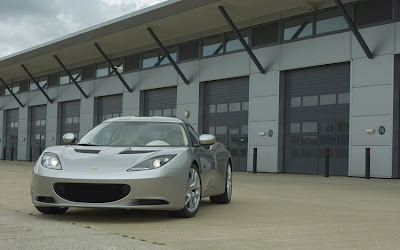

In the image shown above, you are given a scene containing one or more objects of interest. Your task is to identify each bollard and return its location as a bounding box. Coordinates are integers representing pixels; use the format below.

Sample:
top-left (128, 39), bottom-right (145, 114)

top-left (365, 148), bottom-right (371, 179)
top-left (11, 147), bottom-right (14, 161)
top-left (29, 147), bottom-right (33, 162)
top-left (325, 148), bottom-right (330, 178)
top-left (253, 148), bottom-right (258, 174)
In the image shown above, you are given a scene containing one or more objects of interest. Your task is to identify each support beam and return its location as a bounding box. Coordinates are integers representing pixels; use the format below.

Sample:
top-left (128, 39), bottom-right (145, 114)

top-left (54, 55), bottom-right (89, 99)
top-left (0, 76), bottom-right (24, 108)
top-left (334, 0), bottom-right (373, 59)
top-left (147, 27), bottom-right (190, 85)
top-left (21, 65), bottom-right (53, 103)
top-left (94, 43), bottom-right (133, 92)
top-left (218, 6), bottom-right (266, 74)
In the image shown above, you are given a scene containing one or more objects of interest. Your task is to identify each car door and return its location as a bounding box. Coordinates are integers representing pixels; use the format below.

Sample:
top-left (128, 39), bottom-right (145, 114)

top-left (186, 125), bottom-right (218, 197)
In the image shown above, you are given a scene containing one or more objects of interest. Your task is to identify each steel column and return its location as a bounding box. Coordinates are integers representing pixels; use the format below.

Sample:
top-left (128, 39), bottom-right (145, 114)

top-left (21, 65), bottom-right (53, 103)
top-left (94, 43), bottom-right (133, 92)
top-left (334, 0), bottom-right (373, 59)
top-left (218, 6), bottom-right (266, 74)
top-left (0, 76), bottom-right (24, 107)
top-left (147, 28), bottom-right (190, 85)
top-left (54, 55), bottom-right (89, 99)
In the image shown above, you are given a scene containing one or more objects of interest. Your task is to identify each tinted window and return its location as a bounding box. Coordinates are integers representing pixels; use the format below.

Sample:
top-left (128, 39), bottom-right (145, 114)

top-left (354, 0), bottom-right (392, 27)
top-left (225, 30), bottom-right (249, 52)
top-left (316, 8), bottom-right (348, 34)
top-left (48, 73), bottom-right (59, 87)
top-left (0, 86), bottom-right (4, 96)
top-left (71, 69), bottom-right (82, 82)
top-left (82, 65), bottom-right (95, 80)
top-left (142, 51), bottom-right (159, 68)
top-left (179, 41), bottom-right (199, 61)
top-left (252, 23), bottom-right (279, 47)
top-left (20, 79), bottom-right (29, 92)
top-left (96, 62), bottom-right (109, 78)
top-left (202, 36), bottom-right (224, 57)
top-left (187, 125), bottom-right (200, 146)
top-left (125, 54), bottom-right (140, 72)
top-left (284, 15), bottom-right (313, 41)
top-left (59, 72), bottom-right (70, 85)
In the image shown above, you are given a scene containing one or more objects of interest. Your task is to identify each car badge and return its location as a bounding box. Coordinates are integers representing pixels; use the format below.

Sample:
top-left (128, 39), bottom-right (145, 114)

top-left (90, 167), bottom-right (97, 171)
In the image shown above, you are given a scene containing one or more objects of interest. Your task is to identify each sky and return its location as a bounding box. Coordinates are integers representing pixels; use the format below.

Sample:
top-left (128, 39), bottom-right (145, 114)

top-left (0, 0), bottom-right (167, 58)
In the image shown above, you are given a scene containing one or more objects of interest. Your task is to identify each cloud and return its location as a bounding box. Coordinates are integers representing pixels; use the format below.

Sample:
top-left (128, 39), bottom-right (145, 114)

top-left (0, 0), bottom-right (166, 58)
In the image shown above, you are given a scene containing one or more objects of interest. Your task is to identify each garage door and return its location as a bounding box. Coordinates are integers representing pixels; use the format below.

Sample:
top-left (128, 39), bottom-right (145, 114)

top-left (29, 105), bottom-right (46, 161)
top-left (284, 63), bottom-right (350, 176)
top-left (143, 87), bottom-right (177, 117)
top-left (5, 109), bottom-right (19, 160)
top-left (60, 100), bottom-right (80, 144)
top-left (95, 94), bottom-right (122, 125)
top-left (203, 77), bottom-right (249, 171)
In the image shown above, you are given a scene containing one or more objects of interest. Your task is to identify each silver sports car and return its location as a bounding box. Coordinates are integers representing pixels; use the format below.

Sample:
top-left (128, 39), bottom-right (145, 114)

top-left (31, 116), bottom-right (232, 218)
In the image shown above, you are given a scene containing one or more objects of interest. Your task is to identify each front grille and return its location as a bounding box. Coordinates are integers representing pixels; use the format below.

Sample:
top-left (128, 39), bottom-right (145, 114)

top-left (54, 183), bottom-right (130, 203)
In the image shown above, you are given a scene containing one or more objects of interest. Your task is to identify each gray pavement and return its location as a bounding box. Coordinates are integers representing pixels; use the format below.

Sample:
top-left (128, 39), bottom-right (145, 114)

top-left (1, 161), bottom-right (400, 249)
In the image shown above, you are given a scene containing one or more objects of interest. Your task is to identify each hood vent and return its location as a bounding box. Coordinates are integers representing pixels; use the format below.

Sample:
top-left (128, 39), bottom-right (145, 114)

top-left (74, 149), bottom-right (101, 154)
top-left (119, 150), bottom-right (155, 155)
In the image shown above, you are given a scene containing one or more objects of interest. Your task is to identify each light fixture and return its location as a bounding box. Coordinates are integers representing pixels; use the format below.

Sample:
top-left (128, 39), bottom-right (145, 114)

top-left (184, 111), bottom-right (190, 118)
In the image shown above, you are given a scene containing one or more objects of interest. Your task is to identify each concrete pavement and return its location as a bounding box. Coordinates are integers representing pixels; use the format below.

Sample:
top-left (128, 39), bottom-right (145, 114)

top-left (1, 161), bottom-right (400, 249)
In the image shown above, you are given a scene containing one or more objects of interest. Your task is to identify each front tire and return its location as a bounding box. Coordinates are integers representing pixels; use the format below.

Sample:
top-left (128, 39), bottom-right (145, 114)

top-left (35, 206), bottom-right (69, 215)
top-left (210, 162), bottom-right (232, 204)
top-left (169, 165), bottom-right (202, 218)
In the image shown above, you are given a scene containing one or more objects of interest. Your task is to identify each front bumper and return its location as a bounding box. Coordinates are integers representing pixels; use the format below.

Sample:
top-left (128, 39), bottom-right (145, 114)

top-left (31, 165), bottom-right (188, 211)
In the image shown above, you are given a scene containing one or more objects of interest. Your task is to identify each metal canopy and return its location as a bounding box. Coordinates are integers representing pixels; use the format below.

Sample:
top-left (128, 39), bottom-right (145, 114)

top-left (54, 55), bottom-right (89, 99)
top-left (21, 65), bottom-right (53, 103)
top-left (94, 43), bottom-right (133, 92)
top-left (334, 0), bottom-right (373, 59)
top-left (0, 76), bottom-right (24, 108)
top-left (147, 27), bottom-right (189, 85)
top-left (218, 6), bottom-right (266, 74)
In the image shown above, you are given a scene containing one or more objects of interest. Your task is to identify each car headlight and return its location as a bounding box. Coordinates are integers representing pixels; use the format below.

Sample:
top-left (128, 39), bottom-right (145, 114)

top-left (41, 153), bottom-right (62, 170)
top-left (127, 154), bottom-right (177, 171)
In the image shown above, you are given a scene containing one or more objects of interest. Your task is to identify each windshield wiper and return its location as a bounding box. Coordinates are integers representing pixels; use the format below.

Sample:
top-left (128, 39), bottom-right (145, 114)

top-left (76, 143), bottom-right (97, 146)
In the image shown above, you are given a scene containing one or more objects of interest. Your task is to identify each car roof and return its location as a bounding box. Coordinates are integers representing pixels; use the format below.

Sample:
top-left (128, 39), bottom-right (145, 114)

top-left (103, 116), bottom-right (185, 124)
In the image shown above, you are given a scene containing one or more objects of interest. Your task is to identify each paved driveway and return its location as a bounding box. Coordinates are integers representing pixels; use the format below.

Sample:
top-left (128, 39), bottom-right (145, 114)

top-left (1, 161), bottom-right (400, 249)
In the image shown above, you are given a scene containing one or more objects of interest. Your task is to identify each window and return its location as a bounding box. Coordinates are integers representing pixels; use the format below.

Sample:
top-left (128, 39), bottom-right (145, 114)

top-left (59, 72), bottom-right (70, 85)
top-left (71, 69), bottom-right (82, 82)
top-left (82, 65), bottom-right (95, 80)
top-left (284, 15), bottom-right (313, 41)
top-left (160, 47), bottom-right (177, 65)
top-left (316, 8), bottom-right (348, 34)
top-left (142, 50), bottom-right (159, 68)
top-left (11, 82), bottom-right (20, 94)
top-left (354, 0), bottom-right (392, 27)
top-left (291, 97), bottom-right (301, 107)
top-left (302, 96), bottom-right (318, 106)
top-left (4, 84), bottom-right (11, 95)
top-left (125, 54), bottom-right (140, 72)
top-left (20, 80), bottom-right (29, 92)
top-left (30, 77), bottom-right (48, 90)
top-left (202, 36), bottom-right (224, 57)
top-left (338, 93), bottom-right (350, 104)
top-left (320, 94), bottom-right (336, 105)
top-left (225, 30), bottom-right (249, 52)
top-left (302, 122), bottom-right (318, 133)
top-left (0, 86), bottom-right (4, 96)
top-left (187, 125), bottom-right (200, 146)
top-left (252, 23), bottom-right (279, 47)
top-left (110, 59), bottom-right (124, 74)
top-left (179, 41), bottom-right (199, 61)
top-left (48, 73), bottom-right (59, 87)
top-left (96, 62), bottom-right (109, 78)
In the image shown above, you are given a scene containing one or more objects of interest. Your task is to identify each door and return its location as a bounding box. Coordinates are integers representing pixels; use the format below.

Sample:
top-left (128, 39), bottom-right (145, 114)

top-left (143, 87), bottom-right (177, 117)
top-left (203, 77), bottom-right (249, 171)
top-left (30, 105), bottom-right (46, 161)
top-left (5, 109), bottom-right (19, 160)
top-left (60, 100), bottom-right (80, 144)
top-left (95, 94), bottom-right (122, 125)
top-left (284, 63), bottom-right (350, 176)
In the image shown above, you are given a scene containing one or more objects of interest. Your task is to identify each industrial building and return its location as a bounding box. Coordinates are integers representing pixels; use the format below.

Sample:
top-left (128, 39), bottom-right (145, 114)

top-left (0, 0), bottom-right (398, 178)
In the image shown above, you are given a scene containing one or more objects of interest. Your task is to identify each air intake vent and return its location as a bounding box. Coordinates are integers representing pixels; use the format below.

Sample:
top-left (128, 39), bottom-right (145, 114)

top-left (74, 149), bottom-right (101, 154)
top-left (119, 150), bottom-right (154, 155)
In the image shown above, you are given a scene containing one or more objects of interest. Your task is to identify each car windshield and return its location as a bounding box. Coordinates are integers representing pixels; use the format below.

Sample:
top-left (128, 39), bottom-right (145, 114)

top-left (78, 122), bottom-right (189, 147)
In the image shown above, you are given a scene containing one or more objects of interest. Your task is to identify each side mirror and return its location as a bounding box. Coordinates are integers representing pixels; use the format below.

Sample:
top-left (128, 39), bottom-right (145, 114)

top-left (62, 133), bottom-right (77, 145)
top-left (199, 134), bottom-right (216, 146)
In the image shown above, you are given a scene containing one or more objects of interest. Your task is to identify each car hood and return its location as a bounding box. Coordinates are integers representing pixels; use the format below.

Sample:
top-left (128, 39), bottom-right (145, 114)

top-left (43, 145), bottom-right (188, 172)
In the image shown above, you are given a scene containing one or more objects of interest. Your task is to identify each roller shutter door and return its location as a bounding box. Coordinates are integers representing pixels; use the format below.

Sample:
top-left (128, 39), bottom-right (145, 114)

top-left (96, 94), bottom-right (123, 124)
top-left (284, 63), bottom-right (350, 176)
top-left (5, 109), bottom-right (19, 160)
top-left (144, 87), bottom-right (177, 117)
top-left (30, 105), bottom-right (46, 160)
top-left (60, 100), bottom-right (80, 144)
top-left (203, 77), bottom-right (249, 171)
